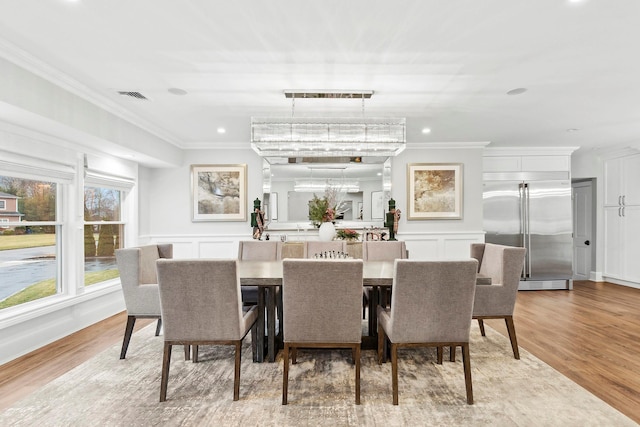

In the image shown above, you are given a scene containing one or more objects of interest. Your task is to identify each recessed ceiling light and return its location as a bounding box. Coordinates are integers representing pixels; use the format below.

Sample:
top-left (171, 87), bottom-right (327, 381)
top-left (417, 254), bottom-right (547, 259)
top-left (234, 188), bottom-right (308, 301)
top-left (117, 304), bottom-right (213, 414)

top-left (168, 88), bottom-right (188, 96)
top-left (422, 128), bottom-right (431, 134)
top-left (217, 127), bottom-right (226, 134)
top-left (566, 128), bottom-right (580, 132)
top-left (507, 88), bottom-right (527, 96)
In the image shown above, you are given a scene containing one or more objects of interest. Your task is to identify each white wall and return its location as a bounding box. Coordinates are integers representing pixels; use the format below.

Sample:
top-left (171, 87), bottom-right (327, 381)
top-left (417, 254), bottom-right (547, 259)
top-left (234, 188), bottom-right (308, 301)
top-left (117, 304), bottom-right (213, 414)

top-left (141, 144), bottom-right (486, 261)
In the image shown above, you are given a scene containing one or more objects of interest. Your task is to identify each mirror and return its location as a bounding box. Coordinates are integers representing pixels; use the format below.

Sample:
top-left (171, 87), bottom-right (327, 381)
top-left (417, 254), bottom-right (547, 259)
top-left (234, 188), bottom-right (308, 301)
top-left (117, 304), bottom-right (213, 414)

top-left (262, 157), bottom-right (391, 230)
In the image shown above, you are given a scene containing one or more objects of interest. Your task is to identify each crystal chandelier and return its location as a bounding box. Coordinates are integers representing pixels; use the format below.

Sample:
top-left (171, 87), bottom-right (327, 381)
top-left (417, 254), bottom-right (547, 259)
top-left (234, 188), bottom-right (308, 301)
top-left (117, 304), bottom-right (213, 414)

top-left (250, 91), bottom-right (406, 157)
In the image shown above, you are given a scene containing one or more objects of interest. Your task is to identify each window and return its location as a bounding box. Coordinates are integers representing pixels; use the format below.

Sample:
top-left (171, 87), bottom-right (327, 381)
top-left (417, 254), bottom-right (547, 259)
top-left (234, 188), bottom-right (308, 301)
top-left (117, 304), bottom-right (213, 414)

top-left (0, 176), bottom-right (59, 310)
top-left (84, 186), bottom-right (123, 286)
top-left (0, 200), bottom-right (6, 209)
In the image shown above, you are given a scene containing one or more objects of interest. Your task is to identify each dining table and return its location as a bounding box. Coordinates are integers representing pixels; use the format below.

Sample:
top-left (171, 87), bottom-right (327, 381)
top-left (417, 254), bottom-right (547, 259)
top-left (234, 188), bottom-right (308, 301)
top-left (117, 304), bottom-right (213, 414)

top-left (238, 259), bottom-right (490, 363)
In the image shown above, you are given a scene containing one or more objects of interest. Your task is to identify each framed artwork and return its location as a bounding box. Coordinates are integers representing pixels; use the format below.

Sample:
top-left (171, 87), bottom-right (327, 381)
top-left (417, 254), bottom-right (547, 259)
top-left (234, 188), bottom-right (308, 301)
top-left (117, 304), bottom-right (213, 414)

top-left (371, 190), bottom-right (384, 220)
top-left (407, 163), bottom-right (463, 220)
top-left (191, 164), bottom-right (247, 221)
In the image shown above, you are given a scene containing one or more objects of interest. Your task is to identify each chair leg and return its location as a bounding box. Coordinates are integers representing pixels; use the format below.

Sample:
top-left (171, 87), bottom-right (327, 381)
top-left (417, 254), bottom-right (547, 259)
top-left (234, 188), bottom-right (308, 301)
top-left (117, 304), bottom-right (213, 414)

top-left (292, 348), bottom-right (297, 364)
top-left (282, 344), bottom-right (290, 405)
top-left (462, 343), bottom-right (474, 405)
top-left (505, 316), bottom-right (520, 359)
top-left (193, 345), bottom-right (199, 363)
top-left (478, 318), bottom-right (486, 336)
top-left (354, 344), bottom-right (361, 405)
top-left (437, 346), bottom-right (443, 364)
top-left (160, 342), bottom-right (172, 402)
top-left (155, 318), bottom-right (162, 336)
top-left (233, 341), bottom-right (241, 401)
top-left (391, 343), bottom-right (399, 405)
top-left (377, 323), bottom-right (385, 364)
top-left (450, 346), bottom-right (456, 362)
top-left (184, 345), bottom-right (191, 361)
top-left (251, 320), bottom-right (258, 362)
top-left (120, 315), bottom-right (136, 359)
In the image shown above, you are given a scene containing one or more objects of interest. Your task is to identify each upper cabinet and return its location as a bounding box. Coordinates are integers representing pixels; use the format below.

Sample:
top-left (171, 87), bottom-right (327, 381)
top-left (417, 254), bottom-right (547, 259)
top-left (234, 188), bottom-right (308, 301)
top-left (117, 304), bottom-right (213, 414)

top-left (604, 154), bottom-right (640, 207)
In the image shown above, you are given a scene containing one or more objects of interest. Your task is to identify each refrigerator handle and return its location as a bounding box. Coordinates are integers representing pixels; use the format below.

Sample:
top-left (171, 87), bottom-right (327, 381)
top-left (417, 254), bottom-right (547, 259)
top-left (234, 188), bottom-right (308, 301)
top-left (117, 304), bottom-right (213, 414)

top-left (522, 183), bottom-right (531, 277)
top-left (622, 195), bottom-right (626, 206)
top-left (619, 195), bottom-right (622, 206)
top-left (619, 207), bottom-right (622, 217)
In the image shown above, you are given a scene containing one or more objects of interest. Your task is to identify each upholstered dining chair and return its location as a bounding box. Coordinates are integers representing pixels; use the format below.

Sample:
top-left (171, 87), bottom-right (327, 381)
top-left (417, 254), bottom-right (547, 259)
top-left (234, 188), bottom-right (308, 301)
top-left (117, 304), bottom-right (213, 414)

top-left (377, 259), bottom-right (478, 405)
top-left (362, 240), bottom-right (407, 261)
top-left (362, 240), bottom-right (407, 318)
top-left (115, 243), bottom-right (173, 359)
top-left (281, 259), bottom-right (364, 405)
top-left (304, 240), bottom-right (347, 258)
top-left (237, 240), bottom-right (280, 303)
top-left (470, 242), bottom-right (526, 359)
top-left (155, 259), bottom-right (258, 402)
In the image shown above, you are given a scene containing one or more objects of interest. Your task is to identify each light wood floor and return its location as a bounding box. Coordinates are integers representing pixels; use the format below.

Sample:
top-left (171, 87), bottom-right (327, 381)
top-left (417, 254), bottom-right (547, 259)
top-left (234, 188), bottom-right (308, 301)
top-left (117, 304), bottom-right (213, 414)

top-left (1, 281), bottom-right (639, 423)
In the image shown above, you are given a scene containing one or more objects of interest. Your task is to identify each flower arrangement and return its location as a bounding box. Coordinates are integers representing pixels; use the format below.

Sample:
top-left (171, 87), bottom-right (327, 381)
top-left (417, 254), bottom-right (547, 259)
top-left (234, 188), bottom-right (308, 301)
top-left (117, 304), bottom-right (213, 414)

top-left (308, 185), bottom-right (345, 227)
top-left (336, 228), bottom-right (360, 241)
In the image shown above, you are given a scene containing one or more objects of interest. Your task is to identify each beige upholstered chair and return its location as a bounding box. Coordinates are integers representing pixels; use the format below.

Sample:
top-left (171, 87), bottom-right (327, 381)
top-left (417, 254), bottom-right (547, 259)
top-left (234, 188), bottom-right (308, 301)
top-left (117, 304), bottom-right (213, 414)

top-left (362, 240), bottom-right (407, 261)
top-left (115, 244), bottom-right (173, 359)
top-left (237, 240), bottom-right (280, 302)
top-left (281, 259), bottom-right (364, 405)
top-left (156, 259), bottom-right (258, 402)
top-left (362, 240), bottom-right (407, 317)
top-left (304, 241), bottom-right (347, 258)
top-left (238, 240), bottom-right (282, 360)
top-left (377, 259), bottom-right (478, 405)
top-left (470, 243), bottom-right (526, 359)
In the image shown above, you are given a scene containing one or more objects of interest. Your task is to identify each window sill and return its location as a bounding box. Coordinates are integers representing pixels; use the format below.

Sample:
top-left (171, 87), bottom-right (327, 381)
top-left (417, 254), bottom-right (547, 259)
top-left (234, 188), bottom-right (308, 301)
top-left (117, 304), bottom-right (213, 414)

top-left (0, 281), bottom-right (122, 329)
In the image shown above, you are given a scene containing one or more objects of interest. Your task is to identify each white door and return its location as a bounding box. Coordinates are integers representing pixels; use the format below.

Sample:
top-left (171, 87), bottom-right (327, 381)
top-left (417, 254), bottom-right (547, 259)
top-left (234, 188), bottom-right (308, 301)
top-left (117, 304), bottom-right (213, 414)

top-left (572, 181), bottom-right (593, 280)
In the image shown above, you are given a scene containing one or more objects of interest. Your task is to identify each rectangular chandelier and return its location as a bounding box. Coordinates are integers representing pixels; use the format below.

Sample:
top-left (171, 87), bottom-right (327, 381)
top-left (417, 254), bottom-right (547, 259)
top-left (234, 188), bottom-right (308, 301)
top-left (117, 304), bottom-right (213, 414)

top-left (250, 117), bottom-right (406, 157)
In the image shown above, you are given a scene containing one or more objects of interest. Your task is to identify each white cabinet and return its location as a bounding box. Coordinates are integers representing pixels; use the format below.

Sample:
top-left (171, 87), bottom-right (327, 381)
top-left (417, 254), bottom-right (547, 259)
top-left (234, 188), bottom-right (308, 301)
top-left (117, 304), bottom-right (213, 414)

top-left (603, 154), bottom-right (640, 283)
top-left (604, 154), bottom-right (640, 206)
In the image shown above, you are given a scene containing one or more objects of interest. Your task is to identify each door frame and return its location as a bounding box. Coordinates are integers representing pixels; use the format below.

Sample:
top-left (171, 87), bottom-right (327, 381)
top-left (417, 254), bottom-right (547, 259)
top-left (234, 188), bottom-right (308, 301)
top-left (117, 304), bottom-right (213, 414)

top-left (572, 178), bottom-right (596, 281)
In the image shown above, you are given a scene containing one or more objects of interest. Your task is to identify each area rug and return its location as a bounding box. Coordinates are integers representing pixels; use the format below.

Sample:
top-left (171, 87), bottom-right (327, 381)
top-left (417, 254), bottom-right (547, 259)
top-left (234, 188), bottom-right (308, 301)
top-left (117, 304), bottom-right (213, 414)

top-left (0, 323), bottom-right (635, 427)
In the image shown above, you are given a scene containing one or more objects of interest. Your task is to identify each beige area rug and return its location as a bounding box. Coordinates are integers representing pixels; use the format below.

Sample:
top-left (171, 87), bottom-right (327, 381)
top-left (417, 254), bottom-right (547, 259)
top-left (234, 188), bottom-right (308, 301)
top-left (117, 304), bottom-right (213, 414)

top-left (1, 323), bottom-right (636, 427)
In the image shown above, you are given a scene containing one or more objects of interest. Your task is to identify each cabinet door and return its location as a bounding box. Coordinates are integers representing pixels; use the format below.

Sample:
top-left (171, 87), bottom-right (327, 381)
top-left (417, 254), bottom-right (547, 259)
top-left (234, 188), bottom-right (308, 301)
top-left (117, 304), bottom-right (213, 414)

top-left (622, 206), bottom-right (640, 282)
top-left (622, 155), bottom-right (640, 205)
top-left (604, 157), bottom-right (623, 206)
top-left (603, 206), bottom-right (623, 278)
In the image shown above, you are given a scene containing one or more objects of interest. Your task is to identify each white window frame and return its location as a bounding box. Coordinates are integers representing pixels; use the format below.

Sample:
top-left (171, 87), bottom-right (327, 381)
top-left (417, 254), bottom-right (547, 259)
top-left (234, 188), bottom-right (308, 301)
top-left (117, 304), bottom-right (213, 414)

top-left (82, 172), bottom-right (133, 290)
top-left (0, 200), bottom-right (6, 209)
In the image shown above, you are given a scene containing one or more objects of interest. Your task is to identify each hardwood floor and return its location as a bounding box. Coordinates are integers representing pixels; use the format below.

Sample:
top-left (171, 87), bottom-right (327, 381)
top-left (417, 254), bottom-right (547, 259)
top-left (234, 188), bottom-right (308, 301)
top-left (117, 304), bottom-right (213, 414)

top-left (1, 281), bottom-right (639, 423)
top-left (485, 280), bottom-right (640, 424)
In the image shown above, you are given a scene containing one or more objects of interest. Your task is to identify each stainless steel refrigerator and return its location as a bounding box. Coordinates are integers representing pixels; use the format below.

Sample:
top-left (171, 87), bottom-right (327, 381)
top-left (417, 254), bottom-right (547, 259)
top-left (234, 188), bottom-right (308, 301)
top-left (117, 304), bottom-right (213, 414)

top-left (483, 173), bottom-right (573, 290)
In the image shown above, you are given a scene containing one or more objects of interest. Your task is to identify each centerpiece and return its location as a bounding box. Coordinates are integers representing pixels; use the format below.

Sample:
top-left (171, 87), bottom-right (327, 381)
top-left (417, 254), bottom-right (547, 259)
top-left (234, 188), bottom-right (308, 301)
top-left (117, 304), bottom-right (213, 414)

top-left (336, 228), bottom-right (360, 241)
top-left (308, 185), bottom-right (345, 241)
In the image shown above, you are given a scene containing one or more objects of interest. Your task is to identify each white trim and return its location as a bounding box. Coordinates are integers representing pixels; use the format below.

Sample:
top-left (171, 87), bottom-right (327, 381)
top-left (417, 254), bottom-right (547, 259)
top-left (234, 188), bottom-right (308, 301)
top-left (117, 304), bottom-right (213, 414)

top-left (407, 142), bottom-right (490, 149)
top-left (484, 147), bottom-right (579, 156)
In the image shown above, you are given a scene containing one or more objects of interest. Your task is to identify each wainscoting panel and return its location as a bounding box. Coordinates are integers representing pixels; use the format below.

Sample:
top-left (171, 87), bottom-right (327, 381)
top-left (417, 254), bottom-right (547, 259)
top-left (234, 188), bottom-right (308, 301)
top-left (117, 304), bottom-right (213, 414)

top-left (143, 232), bottom-right (486, 260)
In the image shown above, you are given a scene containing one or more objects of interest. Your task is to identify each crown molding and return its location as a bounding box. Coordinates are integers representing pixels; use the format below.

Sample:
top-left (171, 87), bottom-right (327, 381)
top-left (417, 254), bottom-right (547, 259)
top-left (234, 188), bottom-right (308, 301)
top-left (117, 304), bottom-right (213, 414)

top-left (483, 146), bottom-right (579, 156)
top-left (0, 37), bottom-right (185, 148)
top-left (406, 141), bottom-right (490, 149)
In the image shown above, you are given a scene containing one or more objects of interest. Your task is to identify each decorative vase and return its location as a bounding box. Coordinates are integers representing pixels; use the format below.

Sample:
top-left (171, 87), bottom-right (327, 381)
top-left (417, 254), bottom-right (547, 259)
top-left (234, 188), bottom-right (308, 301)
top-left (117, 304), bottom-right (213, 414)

top-left (318, 221), bottom-right (336, 241)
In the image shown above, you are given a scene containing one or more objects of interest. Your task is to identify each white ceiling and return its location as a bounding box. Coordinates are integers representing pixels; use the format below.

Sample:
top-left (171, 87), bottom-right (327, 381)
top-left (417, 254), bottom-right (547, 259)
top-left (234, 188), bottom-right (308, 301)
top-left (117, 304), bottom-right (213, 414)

top-left (1, 0), bottom-right (640, 158)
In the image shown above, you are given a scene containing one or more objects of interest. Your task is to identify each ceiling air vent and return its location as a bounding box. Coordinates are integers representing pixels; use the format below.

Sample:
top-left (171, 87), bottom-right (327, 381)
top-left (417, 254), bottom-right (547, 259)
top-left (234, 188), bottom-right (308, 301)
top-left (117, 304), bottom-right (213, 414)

top-left (117, 91), bottom-right (149, 100)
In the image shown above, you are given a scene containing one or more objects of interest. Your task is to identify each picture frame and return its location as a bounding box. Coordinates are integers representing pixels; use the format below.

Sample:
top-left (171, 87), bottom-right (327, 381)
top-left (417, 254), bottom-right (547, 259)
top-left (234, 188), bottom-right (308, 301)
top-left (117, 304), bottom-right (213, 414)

top-left (407, 163), bottom-right (463, 220)
top-left (371, 190), bottom-right (384, 220)
top-left (191, 164), bottom-right (247, 222)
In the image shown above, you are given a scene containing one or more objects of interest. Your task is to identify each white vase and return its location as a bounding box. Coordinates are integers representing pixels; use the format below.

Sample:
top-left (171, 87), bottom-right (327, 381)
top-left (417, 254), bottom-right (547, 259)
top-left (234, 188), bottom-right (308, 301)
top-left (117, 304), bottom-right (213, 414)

top-left (318, 222), bottom-right (336, 241)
